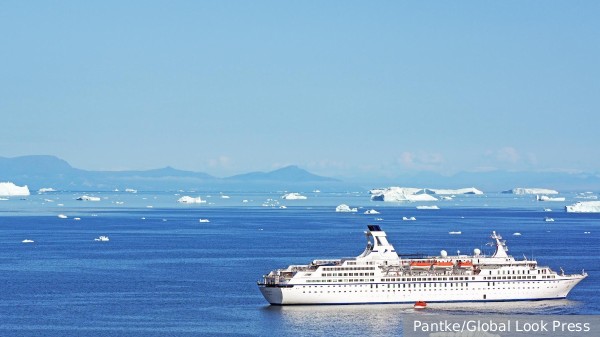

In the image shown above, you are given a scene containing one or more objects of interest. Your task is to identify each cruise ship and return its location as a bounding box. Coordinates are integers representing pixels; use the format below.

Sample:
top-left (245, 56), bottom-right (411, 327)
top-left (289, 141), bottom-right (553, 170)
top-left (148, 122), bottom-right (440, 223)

top-left (258, 225), bottom-right (587, 305)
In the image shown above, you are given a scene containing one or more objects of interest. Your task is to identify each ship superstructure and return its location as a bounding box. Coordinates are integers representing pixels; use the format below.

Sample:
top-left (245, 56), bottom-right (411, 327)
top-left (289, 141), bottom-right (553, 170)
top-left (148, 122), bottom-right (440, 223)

top-left (258, 225), bottom-right (587, 305)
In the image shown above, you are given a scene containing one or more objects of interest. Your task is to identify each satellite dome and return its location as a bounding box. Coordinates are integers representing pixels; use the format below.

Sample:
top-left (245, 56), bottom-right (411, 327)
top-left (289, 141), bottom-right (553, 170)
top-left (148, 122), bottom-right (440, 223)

top-left (474, 248), bottom-right (481, 256)
top-left (440, 250), bottom-right (448, 258)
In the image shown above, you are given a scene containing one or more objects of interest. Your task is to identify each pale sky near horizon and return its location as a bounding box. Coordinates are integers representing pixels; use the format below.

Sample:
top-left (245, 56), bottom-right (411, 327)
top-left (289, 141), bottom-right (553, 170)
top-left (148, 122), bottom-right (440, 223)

top-left (2, 1), bottom-right (599, 179)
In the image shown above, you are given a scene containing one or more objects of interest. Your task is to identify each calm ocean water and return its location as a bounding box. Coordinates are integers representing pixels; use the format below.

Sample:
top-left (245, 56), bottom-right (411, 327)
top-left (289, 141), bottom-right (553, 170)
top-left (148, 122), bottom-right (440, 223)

top-left (0, 191), bottom-right (598, 336)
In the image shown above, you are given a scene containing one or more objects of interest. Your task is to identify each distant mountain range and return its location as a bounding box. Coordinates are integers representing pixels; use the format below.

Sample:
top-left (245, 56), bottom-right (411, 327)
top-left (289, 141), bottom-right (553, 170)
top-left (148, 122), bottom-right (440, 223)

top-left (1, 155), bottom-right (599, 192)
top-left (0, 155), bottom-right (339, 191)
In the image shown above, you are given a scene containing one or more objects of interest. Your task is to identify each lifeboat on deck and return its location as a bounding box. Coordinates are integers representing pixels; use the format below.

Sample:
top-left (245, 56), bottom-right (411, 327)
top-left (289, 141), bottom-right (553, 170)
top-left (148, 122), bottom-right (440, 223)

top-left (409, 261), bottom-right (432, 270)
top-left (433, 261), bottom-right (454, 270)
top-left (458, 261), bottom-right (474, 270)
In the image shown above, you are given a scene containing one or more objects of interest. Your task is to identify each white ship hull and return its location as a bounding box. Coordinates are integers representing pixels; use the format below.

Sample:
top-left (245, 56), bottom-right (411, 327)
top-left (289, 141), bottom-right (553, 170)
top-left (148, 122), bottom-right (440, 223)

top-left (258, 225), bottom-right (588, 306)
top-left (260, 275), bottom-right (584, 305)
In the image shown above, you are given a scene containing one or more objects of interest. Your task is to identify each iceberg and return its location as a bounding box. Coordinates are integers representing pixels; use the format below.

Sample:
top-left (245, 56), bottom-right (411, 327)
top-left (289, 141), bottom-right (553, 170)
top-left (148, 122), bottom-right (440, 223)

top-left (178, 196), bottom-right (206, 204)
top-left (369, 187), bottom-right (437, 202)
top-left (76, 195), bottom-right (101, 201)
top-left (281, 193), bottom-right (307, 200)
top-left (335, 204), bottom-right (358, 213)
top-left (536, 195), bottom-right (565, 202)
top-left (503, 188), bottom-right (559, 195)
top-left (364, 209), bottom-right (380, 214)
top-left (37, 187), bottom-right (56, 193)
top-left (566, 201), bottom-right (600, 213)
top-left (402, 216), bottom-right (416, 221)
top-left (425, 187), bottom-right (483, 195)
top-left (416, 205), bottom-right (439, 210)
top-left (0, 182), bottom-right (30, 197)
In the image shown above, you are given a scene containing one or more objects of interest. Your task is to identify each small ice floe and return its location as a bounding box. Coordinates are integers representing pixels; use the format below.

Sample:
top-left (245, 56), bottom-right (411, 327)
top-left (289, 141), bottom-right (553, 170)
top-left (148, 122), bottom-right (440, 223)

top-left (114, 201), bottom-right (124, 205)
top-left (417, 205), bottom-right (440, 210)
top-left (146, 205), bottom-right (153, 208)
top-left (536, 195), bottom-right (565, 202)
top-left (94, 236), bottom-right (109, 242)
top-left (584, 231), bottom-right (591, 234)
top-left (125, 188), bottom-right (137, 193)
top-left (177, 196), bottom-right (205, 204)
top-left (402, 216), bottom-right (416, 221)
top-left (0, 198), bottom-right (8, 201)
top-left (242, 199), bottom-right (249, 203)
top-left (513, 232), bottom-right (522, 236)
top-left (141, 217), bottom-right (146, 220)
top-left (76, 195), bottom-right (101, 201)
top-left (544, 217), bottom-right (555, 222)
top-left (544, 208), bottom-right (553, 212)
top-left (221, 195), bottom-right (230, 199)
top-left (199, 219), bottom-right (210, 223)
top-left (281, 192), bottom-right (307, 200)
top-left (58, 214), bottom-right (68, 219)
top-left (74, 217), bottom-right (81, 221)
top-left (22, 239), bottom-right (35, 243)
top-left (313, 189), bottom-right (321, 193)
top-left (449, 231), bottom-right (462, 235)
top-left (335, 204), bottom-right (358, 213)
top-left (279, 205), bottom-right (287, 209)
top-left (364, 209), bottom-right (380, 215)
top-left (375, 218), bottom-right (384, 221)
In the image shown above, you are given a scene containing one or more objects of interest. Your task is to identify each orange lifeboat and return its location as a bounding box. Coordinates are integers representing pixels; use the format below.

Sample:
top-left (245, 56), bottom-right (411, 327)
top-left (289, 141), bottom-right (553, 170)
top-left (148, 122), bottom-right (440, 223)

top-left (458, 261), bottom-right (474, 269)
top-left (433, 261), bottom-right (454, 269)
top-left (414, 301), bottom-right (427, 309)
top-left (409, 261), bottom-right (432, 270)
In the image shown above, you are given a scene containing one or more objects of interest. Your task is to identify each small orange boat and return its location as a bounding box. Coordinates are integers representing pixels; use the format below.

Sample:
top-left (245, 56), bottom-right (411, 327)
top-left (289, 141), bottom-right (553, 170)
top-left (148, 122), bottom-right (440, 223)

top-left (458, 261), bottom-right (474, 269)
top-left (409, 261), bottom-right (432, 269)
top-left (433, 261), bottom-right (454, 269)
top-left (414, 301), bottom-right (427, 309)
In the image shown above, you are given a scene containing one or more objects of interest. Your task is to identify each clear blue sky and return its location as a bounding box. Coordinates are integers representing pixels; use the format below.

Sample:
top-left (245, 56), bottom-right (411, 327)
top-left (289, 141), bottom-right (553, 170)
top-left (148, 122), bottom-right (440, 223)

top-left (2, 1), bottom-right (599, 179)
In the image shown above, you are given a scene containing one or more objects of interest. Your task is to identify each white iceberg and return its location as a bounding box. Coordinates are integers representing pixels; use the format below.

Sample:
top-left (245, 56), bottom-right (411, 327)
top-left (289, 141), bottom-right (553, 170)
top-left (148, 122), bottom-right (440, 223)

top-left (504, 188), bottom-right (559, 195)
top-left (364, 209), bottom-right (380, 214)
top-left (425, 187), bottom-right (483, 195)
top-left (58, 214), bottom-right (68, 219)
top-left (94, 236), bottom-right (110, 242)
top-left (416, 205), bottom-right (440, 210)
top-left (0, 182), bottom-right (30, 197)
top-left (38, 187), bottom-right (56, 193)
top-left (76, 195), bottom-right (101, 201)
top-left (177, 196), bottom-right (206, 204)
top-left (566, 201), bottom-right (600, 213)
top-left (281, 193), bottom-right (307, 200)
top-left (369, 187), bottom-right (437, 202)
top-left (402, 216), bottom-right (416, 221)
top-left (125, 188), bottom-right (137, 193)
top-left (335, 204), bottom-right (358, 213)
top-left (536, 195), bottom-right (565, 202)
top-left (199, 219), bottom-right (210, 223)
top-left (22, 239), bottom-right (35, 243)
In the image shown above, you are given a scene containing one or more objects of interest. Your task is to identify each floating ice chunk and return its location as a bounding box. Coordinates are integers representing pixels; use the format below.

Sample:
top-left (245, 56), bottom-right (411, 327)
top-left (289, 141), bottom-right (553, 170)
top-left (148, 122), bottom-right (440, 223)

top-left (513, 232), bottom-right (522, 236)
top-left (76, 195), bottom-right (101, 201)
top-left (335, 204), bottom-right (358, 212)
top-left (544, 208), bottom-right (552, 212)
top-left (221, 195), bottom-right (230, 199)
top-left (94, 236), bottom-right (109, 242)
top-left (58, 214), bottom-right (68, 219)
top-left (37, 187), bottom-right (56, 193)
top-left (417, 205), bottom-right (439, 210)
top-left (504, 188), bottom-right (559, 195)
top-left (566, 201), bottom-right (600, 213)
top-left (125, 188), bottom-right (137, 193)
top-left (369, 187), bottom-right (437, 202)
top-left (402, 216), bottom-right (416, 221)
top-left (199, 219), bottom-right (210, 223)
top-left (537, 195), bottom-right (565, 202)
top-left (449, 231), bottom-right (462, 235)
top-left (22, 239), bottom-right (34, 243)
top-left (0, 182), bottom-right (30, 197)
top-left (177, 196), bottom-right (206, 204)
top-left (425, 188), bottom-right (483, 195)
top-left (74, 217), bottom-right (81, 221)
top-left (281, 193), bottom-right (307, 200)
top-left (364, 209), bottom-right (380, 214)
top-left (544, 217), bottom-right (555, 222)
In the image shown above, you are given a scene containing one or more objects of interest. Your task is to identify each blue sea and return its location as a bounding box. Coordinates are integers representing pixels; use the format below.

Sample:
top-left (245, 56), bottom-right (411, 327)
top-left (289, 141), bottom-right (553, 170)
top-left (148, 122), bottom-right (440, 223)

top-left (0, 191), bottom-right (598, 336)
